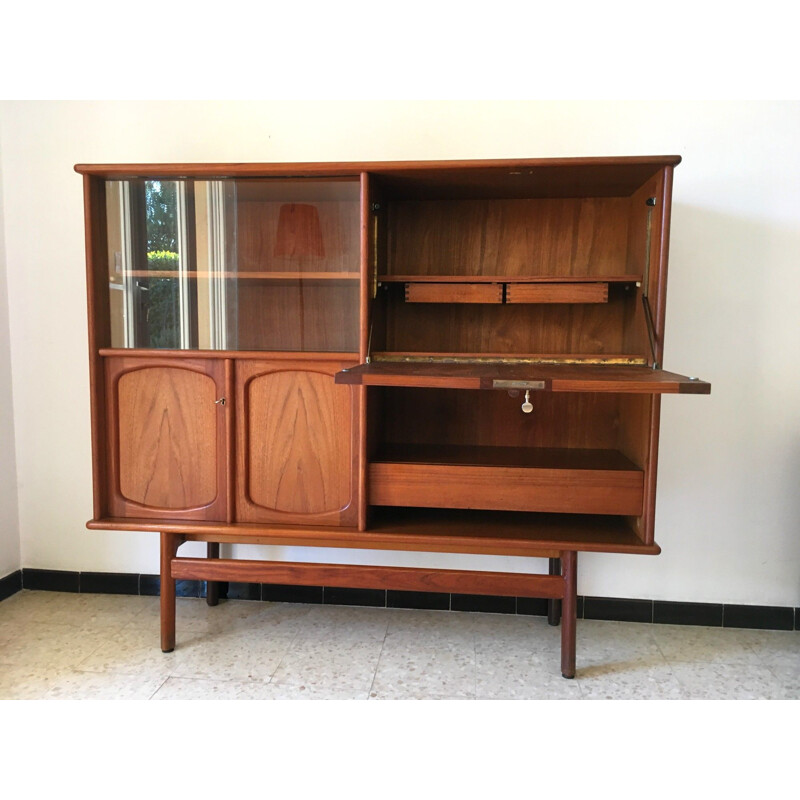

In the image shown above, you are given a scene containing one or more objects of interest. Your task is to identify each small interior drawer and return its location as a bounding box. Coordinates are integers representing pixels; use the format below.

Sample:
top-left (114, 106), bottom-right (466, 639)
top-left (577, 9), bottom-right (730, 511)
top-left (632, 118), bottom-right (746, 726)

top-left (505, 282), bottom-right (608, 304)
top-left (405, 282), bottom-right (503, 304)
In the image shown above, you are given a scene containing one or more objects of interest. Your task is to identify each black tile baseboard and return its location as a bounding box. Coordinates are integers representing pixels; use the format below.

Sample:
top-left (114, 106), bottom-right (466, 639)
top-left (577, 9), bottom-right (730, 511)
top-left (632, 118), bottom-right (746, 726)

top-left (261, 583), bottom-right (323, 604)
top-left (0, 570), bottom-right (22, 602)
top-left (4, 568), bottom-right (798, 632)
top-left (516, 597), bottom-right (549, 617)
top-left (323, 587), bottom-right (386, 607)
top-left (221, 581), bottom-right (261, 602)
top-left (723, 604), bottom-right (794, 631)
top-left (653, 600), bottom-right (723, 627)
top-left (387, 589), bottom-right (450, 611)
top-left (583, 596), bottom-right (653, 623)
top-left (22, 569), bottom-right (80, 593)
top-left (81, 571), bottom-right (139, 595)
top-left (451, 593), bottom-right (516, 615)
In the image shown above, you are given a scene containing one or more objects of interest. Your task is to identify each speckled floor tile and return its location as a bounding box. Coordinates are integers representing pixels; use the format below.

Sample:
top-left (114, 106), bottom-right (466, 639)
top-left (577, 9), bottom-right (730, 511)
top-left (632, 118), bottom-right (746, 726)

top-left (77, 624), bottom-right (297, 683)
top-left (765, 665), bottom-right (800, 699)
top-left (1, 591), bottom-right (795, 700)
top-left (271, 636), bottom-right (384, 692)
top-left (370, 639), bottom-right (476, 699)
top-left (669, 662), bottom-right (791, 699)
top-left (576, 661), bottom-right (685, 699)
top-left (652, 624), bottom-right (764, 665)
top-left (385, 608), bottom-right (476, 645)
top-left (472, 614), bottom-right (562, 650)
top-left (299, 604), bottom-right (393, 640)
top-left (43, 670), bottom-right (167, 700)
top-left (735, 629), bottom-right (800, 670)
top-left (128, 597), bottom-right (294, 634)
top-left (0, 590), bottom-right (154, 628)
top-left (168, 630), bottom-right (298, 682)
top-left (0, 622), bottom-right (110, 669)
top-left (152, 676), bottom-right (368, 700)
top-left (0, 663), bottom-right (70, 700)
top-left (573, 620), bottom-right (664, 671)
top-left (75, 627), bottom-right (180, 678)
top-left (475, 644), bottom-right (580, 699)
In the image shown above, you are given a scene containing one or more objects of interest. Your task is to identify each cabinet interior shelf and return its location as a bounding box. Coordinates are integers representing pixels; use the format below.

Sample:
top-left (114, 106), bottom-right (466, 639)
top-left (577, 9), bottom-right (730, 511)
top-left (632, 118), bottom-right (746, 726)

top-left (121, 270), bottom-right (359, 281)
top-left (87, 510), bottom-right (661, 557)
top-left (378, 274), bottom-right (641, 284)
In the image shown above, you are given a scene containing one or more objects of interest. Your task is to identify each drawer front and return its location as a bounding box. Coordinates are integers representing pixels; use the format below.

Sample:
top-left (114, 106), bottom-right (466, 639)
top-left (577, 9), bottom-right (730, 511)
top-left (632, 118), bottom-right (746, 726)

top-left (369, 462), bottom-right (643, 516)
top-left (404, 282), bottom-right (503, 304)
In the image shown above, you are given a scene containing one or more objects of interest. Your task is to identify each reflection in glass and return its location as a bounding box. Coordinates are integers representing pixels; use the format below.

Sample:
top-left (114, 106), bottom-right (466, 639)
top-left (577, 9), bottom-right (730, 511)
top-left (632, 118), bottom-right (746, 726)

top-left (106, 178), bottom-right (360, 352)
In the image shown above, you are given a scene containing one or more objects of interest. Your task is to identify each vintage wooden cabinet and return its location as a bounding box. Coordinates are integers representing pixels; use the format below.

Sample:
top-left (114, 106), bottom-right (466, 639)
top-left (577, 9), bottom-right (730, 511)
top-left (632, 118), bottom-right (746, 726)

top-left (77, 157), bottom-right (710, 677)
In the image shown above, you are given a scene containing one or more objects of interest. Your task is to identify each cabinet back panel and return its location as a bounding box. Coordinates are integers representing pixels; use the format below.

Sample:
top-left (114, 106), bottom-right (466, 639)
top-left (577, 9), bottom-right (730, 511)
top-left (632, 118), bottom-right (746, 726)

top-left (384, 287), bottom-right (634, 355)
top-left (377, 388), bottom-right (626, 452)
top-left (388, 198), bottom-right (631, 277)
top-left (234, 283), bottom-right (359, 352)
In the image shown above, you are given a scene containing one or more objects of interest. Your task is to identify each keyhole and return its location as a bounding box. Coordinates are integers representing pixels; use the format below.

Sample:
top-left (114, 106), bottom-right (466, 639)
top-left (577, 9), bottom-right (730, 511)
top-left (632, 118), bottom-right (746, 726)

top-left (521, 390), bottom-right (533, 414)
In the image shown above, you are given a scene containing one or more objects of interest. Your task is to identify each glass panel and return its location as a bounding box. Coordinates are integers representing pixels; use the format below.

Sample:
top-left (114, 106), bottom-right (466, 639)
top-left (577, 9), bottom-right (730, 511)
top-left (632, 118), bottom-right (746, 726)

top-left (106, 178), bottom-right (360, 352)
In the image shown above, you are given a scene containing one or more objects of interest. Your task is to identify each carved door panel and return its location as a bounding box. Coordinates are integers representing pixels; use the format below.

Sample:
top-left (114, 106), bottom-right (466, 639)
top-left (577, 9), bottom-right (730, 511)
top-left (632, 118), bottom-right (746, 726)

top-left (236, 360), bottom-right (357, 526)
top-left (105, 357), bottom-right (229, 520)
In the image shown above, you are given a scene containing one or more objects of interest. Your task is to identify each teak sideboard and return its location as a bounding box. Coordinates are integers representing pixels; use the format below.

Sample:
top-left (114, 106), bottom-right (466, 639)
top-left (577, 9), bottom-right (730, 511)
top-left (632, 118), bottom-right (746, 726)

top-left (76, 157), bottom-right (710, 678)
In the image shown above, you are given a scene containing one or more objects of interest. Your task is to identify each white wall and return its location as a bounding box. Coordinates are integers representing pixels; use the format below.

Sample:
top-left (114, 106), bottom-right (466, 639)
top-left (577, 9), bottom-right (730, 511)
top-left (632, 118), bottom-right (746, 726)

top-left (1, 101), bottom-right (798, 606)
top-left (0, 132), bottom-right (21, 578)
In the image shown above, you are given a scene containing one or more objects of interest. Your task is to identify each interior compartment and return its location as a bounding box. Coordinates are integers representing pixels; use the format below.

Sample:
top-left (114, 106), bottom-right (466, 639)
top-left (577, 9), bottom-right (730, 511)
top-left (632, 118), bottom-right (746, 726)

top-left (367, 387), bottom-right (652, 516)
top-left (367, 180), bottom-right (661, 362)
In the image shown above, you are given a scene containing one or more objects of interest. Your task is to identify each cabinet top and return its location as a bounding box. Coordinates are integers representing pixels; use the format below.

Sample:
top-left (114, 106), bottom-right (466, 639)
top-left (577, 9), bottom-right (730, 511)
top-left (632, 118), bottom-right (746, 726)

top-left (76, 155), bottom-right (681, 199)
top-left (75, 155), bottom-right (681, 177)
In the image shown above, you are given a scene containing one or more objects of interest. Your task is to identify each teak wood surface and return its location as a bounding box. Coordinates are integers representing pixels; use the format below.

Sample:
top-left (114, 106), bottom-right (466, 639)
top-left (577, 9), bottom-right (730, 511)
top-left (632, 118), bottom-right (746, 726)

top-left (104, 357), bottom-right (229, 521)
top-left (369, 461), bottom-right (644, 516)
top-left (171, 557), bottom-right (566, 599)
top-left (79, 157), bottom-right (711, 678)
top-left (337, 361), bottom-right (710, 393)
top-left (235, 360), bottom-right (358, 527)
top-left (87, 509), bottom-right (661, 557)
top-left (505, 282), bottom-right (609, 304)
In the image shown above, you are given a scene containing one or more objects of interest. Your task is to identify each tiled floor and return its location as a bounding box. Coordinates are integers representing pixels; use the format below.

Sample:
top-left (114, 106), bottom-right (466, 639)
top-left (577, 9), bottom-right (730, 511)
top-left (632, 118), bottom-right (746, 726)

top-left (0, 590), bottom-right (797, 700)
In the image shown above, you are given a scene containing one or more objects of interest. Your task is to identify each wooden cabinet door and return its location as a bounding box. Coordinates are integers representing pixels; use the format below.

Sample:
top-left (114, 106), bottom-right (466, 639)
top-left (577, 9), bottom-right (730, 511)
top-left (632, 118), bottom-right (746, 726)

top-left (236, 360), bottom-right (357, 526)
top-left (105, 357), bottom-right (229, 520)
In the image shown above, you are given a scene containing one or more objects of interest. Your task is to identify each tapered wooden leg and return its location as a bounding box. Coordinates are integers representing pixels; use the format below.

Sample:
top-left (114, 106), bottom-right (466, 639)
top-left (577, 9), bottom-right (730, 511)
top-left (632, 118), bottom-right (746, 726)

top-left (560, 550), bottom-right (577, 679)
top-left (206, 542), bottom-right (220, 606)
top-left (547, 557), bottom-right (562, 626)
top-left (160, 532), bottom-right (180, 653)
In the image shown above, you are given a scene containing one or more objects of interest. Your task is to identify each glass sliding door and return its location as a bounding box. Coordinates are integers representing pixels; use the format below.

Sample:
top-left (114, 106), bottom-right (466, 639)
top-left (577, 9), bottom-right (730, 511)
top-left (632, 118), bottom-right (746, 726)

top-left (105, 177), bottom-right (360, 352)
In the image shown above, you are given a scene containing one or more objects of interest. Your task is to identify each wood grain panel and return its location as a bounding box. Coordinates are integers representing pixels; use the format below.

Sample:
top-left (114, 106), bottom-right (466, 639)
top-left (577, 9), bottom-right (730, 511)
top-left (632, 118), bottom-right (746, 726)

top-left (336, 362), bottom-right (711, 393)
top-left (234, 282), bottom-right (359, 352)
top-left (87, 512), bottom-right (662, 556)
top-left (405, 282), bottom-right (503, 304)
top-left (369, 461), bottom-right (643, 515)
top-left (171, 558), bottom-right (566, 599)
top-left (236, 360), bottom-right (357, 526)
top-left (388, 198), bottom-right (631, 278)
top-left (505, 282), bottom-right (608, 304)
top-left (118, 369), bottom-right (216, 507)
top-left (105, 357), bottom-right (228, 520)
